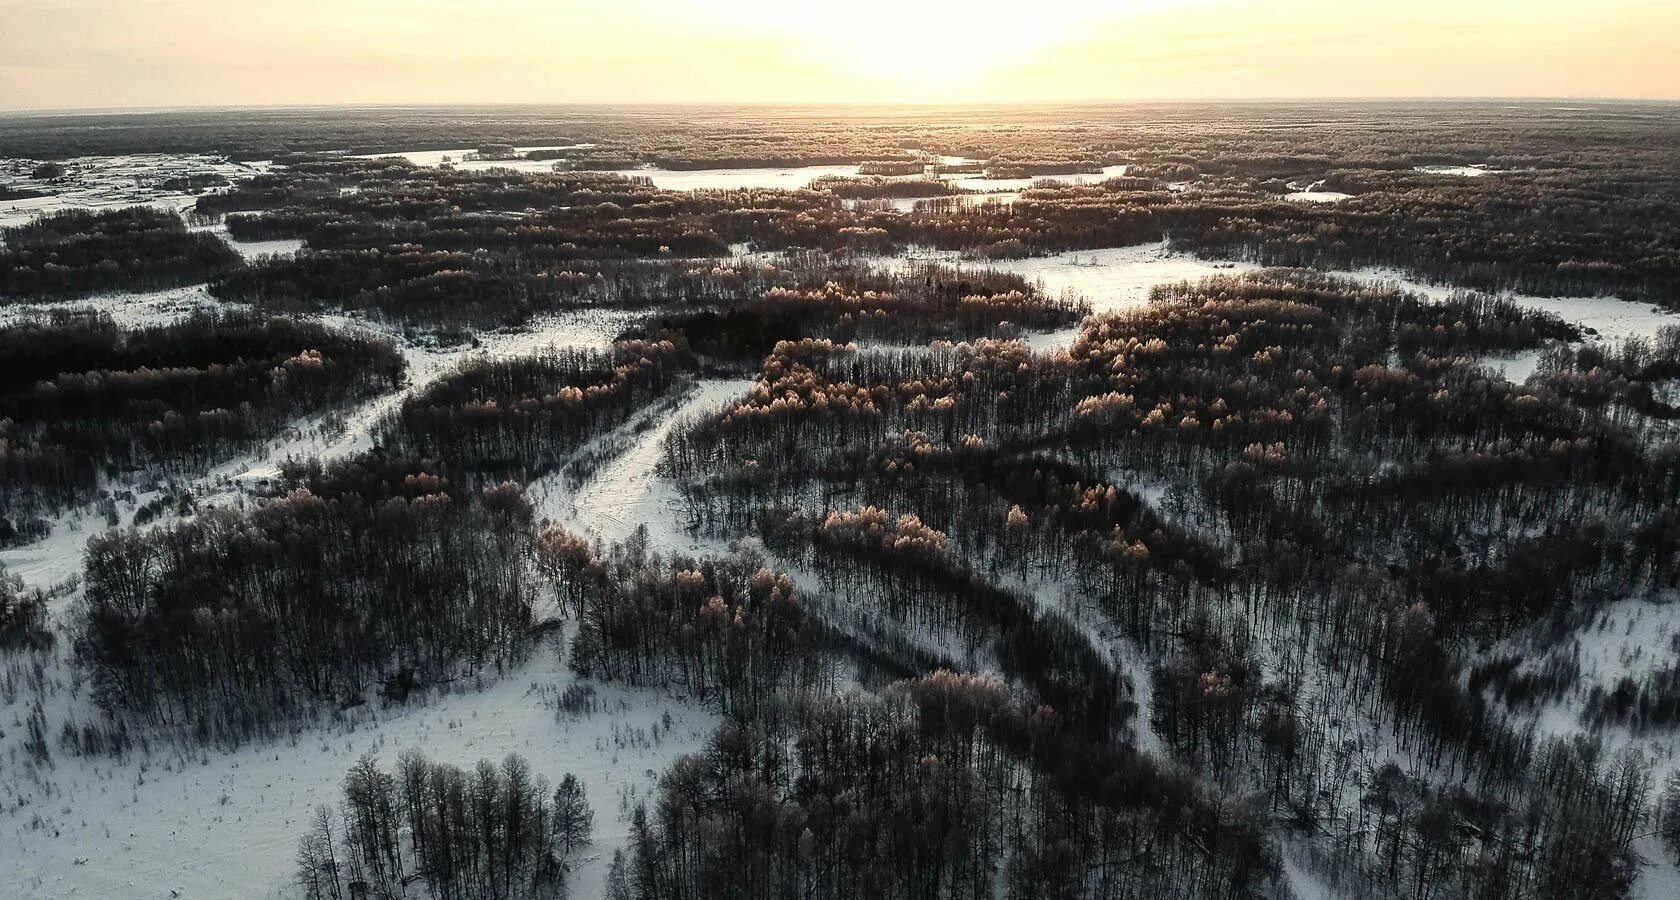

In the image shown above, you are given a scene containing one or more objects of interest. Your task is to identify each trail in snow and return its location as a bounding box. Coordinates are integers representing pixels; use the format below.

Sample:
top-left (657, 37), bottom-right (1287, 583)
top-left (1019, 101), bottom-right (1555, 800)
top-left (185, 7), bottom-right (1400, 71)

top-left (534, 377), bottom-right (754, 555)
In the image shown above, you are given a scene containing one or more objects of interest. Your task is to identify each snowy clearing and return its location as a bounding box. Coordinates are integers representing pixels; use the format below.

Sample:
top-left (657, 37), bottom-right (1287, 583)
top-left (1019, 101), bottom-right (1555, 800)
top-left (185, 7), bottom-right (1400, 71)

top-left (1, 154), bottom-right (270, 228)
top-left (1, 632), bottom-right (717, 900)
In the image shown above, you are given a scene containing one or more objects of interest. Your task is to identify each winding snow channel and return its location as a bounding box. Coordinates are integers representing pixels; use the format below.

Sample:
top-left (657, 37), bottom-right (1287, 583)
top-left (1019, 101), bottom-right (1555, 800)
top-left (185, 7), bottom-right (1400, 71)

top-left (534, 377), bottom-right (754, 554)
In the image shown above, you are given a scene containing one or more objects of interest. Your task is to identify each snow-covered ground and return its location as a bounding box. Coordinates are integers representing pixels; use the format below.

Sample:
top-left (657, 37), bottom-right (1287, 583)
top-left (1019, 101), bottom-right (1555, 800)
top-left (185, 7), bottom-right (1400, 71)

top-left (1573, 595), bottom-right (1680, 689)
top-left (1656, 380), bottom-right (1680, 409)
top-left (946, 164), bottom-right (1130, 193)
top-left (534, 377), bottom-right (754, 554)
top-left (0, 154), bottom-right (269, 228)
top-left (0, 282), bottom-right (225, 331)
top-left (352, 144), bottom-right (595, 173)
top-left (1285, 190), bottom-right (1353, 203)
top-left (1632, 833), bottom-right (1680, 900)
top-left (230, 306), bottom-right (644, 477)
top-left (1280, 851), bottom-right (1343, 900)
top-left (1479, 348), bottom-right (1544, 383)
top-left (845, 193), bottom-right (1024, 213)
top-left (1336, 267), bottom-right (1679, 345)
top-left (866, 239), bottom-right (1253, 348)
top-left (1480, 592), bottom-right (1680, 897)
top-left (966, 240), bottom-right (1256, 314)
top-left (1414, 164), bottom-right (1500, 177)
top-left (617, 164), bottom-right (861, 192)
top-left (353, 151), bottom-right (1129, 195)
top-left (226, 236), bottom-right (305, 259)
top-left (0, 506), bottom-right (106, 598)
top-left (185, 212), bottom-right (306, 260)
top-left (1480, 592), bottom-right (1680, 741)
top-left (1284, 180), bottom-right (1353, 203)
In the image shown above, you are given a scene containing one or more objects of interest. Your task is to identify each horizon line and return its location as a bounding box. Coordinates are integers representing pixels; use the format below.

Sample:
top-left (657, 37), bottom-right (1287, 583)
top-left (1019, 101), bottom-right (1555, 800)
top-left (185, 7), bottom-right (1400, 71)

top-left (5, 96), bottom-right (1680, 119)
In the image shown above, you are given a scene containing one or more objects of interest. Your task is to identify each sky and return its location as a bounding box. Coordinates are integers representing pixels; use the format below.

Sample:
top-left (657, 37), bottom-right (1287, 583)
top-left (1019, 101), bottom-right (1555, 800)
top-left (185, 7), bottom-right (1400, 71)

top-left (1, 0), bottom-right (1677, 110)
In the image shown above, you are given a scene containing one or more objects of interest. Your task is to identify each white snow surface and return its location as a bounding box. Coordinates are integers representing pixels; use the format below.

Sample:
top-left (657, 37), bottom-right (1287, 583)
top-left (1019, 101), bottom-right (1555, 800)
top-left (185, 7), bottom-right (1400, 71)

top-left (535, 377), bottom-right (754, 554)
top-left (1283, 180), bottom-right (1352, 203)
top-left (1655, 380), bottom-right (1680, 409)
top-left (1284, 190), bottom-right (1353, 204)
top-left (0, 282), bottom-right (225, 331)
top-left (1326, 266), bottom-right (1679, 345)
top-left (356, 151), bottom-right (1130, 195)
top-left (1414, 164), bottom-right (1499, 177)
top-left (887, 242), bottom-right (1680, 354)
top-left (1479, 349), bottom-right (1544, 384)
top-left (946, 164), bottom-right (1130, 193)
top-left (973, 240), bottom-right (1256, 316)
top-left (227, 236), bottom-right (305, 259)
top-left (1, 154), bottom-right (270, 228)
top-left (351, 145), bottom-right (593, 171)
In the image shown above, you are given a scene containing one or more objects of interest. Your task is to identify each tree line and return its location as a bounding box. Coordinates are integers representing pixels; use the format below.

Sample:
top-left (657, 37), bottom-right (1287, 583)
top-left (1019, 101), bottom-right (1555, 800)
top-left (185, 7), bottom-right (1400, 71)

top-left (0, 309), bottom-right (403, 520)
top-left (1, 206), bottom-right (240, 299)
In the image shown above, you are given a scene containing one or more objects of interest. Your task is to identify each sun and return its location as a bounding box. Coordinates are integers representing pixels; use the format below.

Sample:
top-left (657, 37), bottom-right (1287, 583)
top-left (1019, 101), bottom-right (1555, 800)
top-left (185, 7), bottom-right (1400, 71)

top-left (672, 0), bottom-right (1161, 90)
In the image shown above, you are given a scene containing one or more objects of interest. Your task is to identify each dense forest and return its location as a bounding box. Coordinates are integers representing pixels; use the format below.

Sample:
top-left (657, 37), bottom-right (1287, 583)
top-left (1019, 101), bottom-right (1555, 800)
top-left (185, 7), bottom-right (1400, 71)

top-left (647, 272), bottom-right (1678, 899)
top-left (378, 340), bottom-right (689, 480)
top-left (76, 465), bottom-right (537, 742)
top-left (1, 207), bottom-right (241, 299)
top-left (0, 310), bottom-right (403, 524)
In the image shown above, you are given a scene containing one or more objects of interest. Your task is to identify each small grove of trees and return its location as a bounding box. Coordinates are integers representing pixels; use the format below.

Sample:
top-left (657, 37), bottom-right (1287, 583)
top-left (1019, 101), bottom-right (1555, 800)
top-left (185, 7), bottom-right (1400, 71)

top-left (0, 560), bottom-right (49, 649)
top-left (789, 504), bottom-right (1132, 739)
top-left (557, 538), bottom-right (815, 719)
top-left (297, 751), bottom-right (593, 900)
top-left (0, 206), bottom-right (240, 299)
top-left (382, 340), bottom-right (687, 480)
top-left (75, 467), bottom-right (538, 743)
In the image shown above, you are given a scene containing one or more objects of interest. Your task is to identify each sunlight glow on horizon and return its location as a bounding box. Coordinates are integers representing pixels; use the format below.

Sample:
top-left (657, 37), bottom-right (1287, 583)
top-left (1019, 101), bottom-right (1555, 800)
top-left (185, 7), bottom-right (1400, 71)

top-left (0, 0), bottom-right (1676, 110)
top-left (660, 0), bottom-right (1202, 82)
